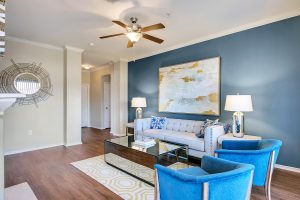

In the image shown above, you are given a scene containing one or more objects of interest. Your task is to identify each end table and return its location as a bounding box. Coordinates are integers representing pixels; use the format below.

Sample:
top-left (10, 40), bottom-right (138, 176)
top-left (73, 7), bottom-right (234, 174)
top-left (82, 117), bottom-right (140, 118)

top-left (126, 122), bottom-right (134, 136)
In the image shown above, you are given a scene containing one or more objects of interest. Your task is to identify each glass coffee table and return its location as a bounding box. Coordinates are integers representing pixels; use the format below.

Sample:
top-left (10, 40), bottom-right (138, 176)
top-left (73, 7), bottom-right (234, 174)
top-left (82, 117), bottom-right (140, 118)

top-left (104, 135), bottom-right (189, 186)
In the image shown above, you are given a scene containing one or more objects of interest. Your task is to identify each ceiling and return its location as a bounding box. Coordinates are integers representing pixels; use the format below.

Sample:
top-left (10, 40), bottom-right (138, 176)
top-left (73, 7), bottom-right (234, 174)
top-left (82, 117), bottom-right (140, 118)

top-left (6, 0), bottom-right (300, 68)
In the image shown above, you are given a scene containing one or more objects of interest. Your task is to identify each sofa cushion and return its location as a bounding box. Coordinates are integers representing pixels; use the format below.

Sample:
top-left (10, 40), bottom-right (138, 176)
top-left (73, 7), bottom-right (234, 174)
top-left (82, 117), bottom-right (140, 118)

top-left (143, 129), bottom-right (173, 140)
top-left (166, 119), bottom-right (203, 133)
top-left (164, 132), bottom-right (205, 152)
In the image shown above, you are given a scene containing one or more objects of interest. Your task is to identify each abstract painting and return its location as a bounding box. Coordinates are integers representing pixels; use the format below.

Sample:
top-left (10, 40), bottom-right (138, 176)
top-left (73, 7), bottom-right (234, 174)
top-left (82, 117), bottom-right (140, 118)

top-left (159, 57), bottom-right (220, 116)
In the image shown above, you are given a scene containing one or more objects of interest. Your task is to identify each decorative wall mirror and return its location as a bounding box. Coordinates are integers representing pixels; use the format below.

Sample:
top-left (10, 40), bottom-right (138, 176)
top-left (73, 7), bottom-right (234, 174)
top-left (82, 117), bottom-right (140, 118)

top-left (14, 73), bottom-right (41, 95)
top-left (0, 59), bottom-right (53, 107)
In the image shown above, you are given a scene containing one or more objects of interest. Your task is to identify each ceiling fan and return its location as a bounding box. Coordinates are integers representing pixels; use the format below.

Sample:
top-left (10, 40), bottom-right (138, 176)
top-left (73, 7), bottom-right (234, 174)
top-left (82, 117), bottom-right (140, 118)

top-left (99, 17), bottom-right (165, 48)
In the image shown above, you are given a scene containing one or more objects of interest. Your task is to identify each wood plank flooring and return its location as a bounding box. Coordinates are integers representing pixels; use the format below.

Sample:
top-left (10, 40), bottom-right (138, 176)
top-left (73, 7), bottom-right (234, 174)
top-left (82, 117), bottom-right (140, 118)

top-left (5, 128), bottom-right (300, 200)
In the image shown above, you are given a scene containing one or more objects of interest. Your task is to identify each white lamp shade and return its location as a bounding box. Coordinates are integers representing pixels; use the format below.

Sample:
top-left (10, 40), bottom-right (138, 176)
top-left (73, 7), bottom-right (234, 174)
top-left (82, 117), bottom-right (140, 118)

top-left (225, 95), bottom-right (253, 112)
top-left (131, 97), bottom-right (147, 108)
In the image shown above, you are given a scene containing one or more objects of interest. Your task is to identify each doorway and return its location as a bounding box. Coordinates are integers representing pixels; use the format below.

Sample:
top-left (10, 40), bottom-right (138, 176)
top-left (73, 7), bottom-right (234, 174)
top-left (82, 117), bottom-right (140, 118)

top-left (103, 75), bottom-right (111, 129)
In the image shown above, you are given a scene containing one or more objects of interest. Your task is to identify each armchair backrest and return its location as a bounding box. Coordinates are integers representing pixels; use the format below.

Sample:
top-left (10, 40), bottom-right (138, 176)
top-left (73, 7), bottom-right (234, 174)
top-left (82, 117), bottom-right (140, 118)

top-left (155, 156), bottom-right (254, 200)
top-left (216, 139), bottom-right (282, 186)
top-left (258, 139), bottom-right (282, 166)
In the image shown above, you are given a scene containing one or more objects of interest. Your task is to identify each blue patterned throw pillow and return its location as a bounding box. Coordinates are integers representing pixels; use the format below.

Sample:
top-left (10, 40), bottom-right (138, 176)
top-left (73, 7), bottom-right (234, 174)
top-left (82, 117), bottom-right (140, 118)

top-left (150, 116), bottom-right (157, 129)
top-left (150, 116), bottom-right (167, 129)
top-left (196, 119), bottom-right (219, 138)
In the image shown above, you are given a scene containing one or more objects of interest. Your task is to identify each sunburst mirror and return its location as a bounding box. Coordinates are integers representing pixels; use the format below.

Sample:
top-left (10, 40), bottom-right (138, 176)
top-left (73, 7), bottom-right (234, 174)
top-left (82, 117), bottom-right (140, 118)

top-left (0, 59), bottom-right (53, 107)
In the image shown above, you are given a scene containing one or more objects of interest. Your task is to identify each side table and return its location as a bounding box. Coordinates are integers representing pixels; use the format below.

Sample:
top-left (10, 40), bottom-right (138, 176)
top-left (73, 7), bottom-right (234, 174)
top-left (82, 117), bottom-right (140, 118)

top-left (126, 122), bottom-right (134, 136)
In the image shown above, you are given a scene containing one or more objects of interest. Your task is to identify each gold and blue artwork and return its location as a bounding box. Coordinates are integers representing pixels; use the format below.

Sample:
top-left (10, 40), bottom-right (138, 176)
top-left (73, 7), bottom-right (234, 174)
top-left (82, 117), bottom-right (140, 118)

top-left (159, 57), bottom-right (220, 116)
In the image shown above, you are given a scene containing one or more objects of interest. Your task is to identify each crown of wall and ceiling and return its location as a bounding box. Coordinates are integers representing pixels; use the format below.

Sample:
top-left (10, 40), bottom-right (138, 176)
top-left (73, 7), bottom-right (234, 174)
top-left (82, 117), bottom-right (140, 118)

top-left (5, 0), bottom-right (300, 69)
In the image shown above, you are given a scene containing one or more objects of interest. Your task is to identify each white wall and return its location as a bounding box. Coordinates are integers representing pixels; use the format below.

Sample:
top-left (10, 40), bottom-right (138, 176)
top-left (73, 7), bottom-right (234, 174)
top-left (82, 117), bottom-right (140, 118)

top-left (1, 40), bottom-right (64, 154)
top-left (89, 62), bottom-right (128, 135)
top-left (110, 60), bottom-right (128, 135)
top-left (81, 71), bottom-right (91, 127)
top-left (64, 47), bottom-right (83, 146)
top-left (0, 39), bottom-right (128, 155)
top-left (82, 71), bottom-right (90, 84)
top-left (0, 39), bottom-right (83, 153)
top-left (90, 66), bottom-right (111, 129)
top-left (0, 116), bottom-right (3, 200)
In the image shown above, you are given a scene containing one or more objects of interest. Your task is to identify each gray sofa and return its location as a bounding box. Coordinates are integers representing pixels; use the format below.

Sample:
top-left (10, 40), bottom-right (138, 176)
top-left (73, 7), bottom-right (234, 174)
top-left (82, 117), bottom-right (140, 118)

top-left (134, 118), bottom-right (225, 158)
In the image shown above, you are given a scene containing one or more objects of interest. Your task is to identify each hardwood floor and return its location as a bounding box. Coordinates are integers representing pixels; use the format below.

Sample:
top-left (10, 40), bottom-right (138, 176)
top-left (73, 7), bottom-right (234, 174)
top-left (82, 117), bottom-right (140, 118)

top-left (5, 128), bottom-right (300, 200)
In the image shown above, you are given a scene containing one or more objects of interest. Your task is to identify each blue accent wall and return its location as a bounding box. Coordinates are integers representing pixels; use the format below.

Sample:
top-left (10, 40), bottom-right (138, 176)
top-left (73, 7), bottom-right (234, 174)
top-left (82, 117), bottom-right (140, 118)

top-left (128, 16), bottom-right (300, 168)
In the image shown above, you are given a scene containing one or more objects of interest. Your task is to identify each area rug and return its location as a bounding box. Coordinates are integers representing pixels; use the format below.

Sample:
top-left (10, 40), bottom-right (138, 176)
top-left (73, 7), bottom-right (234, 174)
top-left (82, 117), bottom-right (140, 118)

top-left (5, 182), bottom-right (38, 200)
top-left (71, 154), bottom-right (190, 200)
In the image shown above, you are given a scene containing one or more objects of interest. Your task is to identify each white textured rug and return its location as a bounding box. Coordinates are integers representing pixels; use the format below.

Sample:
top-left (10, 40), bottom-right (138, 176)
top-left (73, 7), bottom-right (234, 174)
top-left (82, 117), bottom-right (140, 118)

top-left (71, 154), bottom-right (190, 200)
top-left (5, 182), bottom-right (38, 200)
top-left (72, 155), bottom-right (154, 200)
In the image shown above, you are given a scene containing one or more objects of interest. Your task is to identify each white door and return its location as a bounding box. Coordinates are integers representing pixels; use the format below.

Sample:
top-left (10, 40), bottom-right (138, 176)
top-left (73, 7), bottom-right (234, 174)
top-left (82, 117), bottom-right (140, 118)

top-left (103, 82), bottom-right (111, 128)
top-left (81, 84), bottom-right (89, 127)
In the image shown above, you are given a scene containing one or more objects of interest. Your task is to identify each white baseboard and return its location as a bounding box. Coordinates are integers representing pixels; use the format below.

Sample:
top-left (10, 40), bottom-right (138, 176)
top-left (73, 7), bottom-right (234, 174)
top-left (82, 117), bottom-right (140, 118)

top-left (4, 143), bottom-right (64, 156)
top-left (64, 142), bottom-right (82, 147)
top-left (275, 164), bottom-right (300, 173)
top-left (110, 132), bottom-right (125, 136)
top-left (89, 125), bottom-right (106, 130)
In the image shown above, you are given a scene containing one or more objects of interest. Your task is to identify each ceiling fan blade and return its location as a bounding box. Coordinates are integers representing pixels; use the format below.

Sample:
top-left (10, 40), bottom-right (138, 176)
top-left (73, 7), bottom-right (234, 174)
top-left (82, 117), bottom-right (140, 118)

top-left (112, 20), bottom-right (127, 28)
top-left (141, 23), bottom-right (165, 32)
top-left (99, 33), bottom-right (124, 39)
top-left (143, 34), bottom-right (164, 44)
top-left (127, 40), bottom-right (133, 48)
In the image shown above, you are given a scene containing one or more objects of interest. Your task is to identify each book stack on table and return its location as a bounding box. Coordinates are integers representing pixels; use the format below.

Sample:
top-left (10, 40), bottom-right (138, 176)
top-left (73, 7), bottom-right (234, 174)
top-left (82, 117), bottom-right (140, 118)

top-left (133, 139), bottom-right (156, 148)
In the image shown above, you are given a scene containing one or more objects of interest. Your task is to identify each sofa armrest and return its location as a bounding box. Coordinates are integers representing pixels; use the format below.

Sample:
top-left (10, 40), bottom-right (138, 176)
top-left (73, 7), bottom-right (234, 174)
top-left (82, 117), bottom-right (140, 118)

top-left (134, 118), bottom-right (151, 135)
top-left (204, 125), bottom-right (225, 156)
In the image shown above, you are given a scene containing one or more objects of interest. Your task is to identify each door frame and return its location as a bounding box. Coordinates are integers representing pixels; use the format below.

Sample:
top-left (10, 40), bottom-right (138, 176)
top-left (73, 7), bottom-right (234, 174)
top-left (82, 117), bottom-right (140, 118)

top-left (81, 83), bottom-right (90, 127)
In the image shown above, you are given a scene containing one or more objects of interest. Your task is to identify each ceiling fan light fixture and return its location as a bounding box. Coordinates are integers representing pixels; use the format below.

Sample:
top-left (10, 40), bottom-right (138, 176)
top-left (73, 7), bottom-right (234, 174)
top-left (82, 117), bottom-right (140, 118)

top-left (126, 32), bottom-right (142, 43)
top-left (100, 18), bottom-right (165, 47)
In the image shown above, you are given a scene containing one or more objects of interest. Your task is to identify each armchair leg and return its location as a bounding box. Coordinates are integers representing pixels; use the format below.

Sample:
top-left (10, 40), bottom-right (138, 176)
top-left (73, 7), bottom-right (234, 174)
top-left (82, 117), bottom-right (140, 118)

top-left (175, 149), bottom-right (179, 162)
top-left (154, 169), bottom-right (160, 200)
top-left (264, 184), bottom-right (271, 200)
top-left (264, 151), bottom-right (275, 200)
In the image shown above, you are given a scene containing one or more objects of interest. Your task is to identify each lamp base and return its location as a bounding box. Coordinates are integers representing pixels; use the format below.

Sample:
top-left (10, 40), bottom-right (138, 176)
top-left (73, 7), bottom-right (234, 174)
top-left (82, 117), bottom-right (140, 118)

top-left (232, 111), bottom-right (244, 138)
top-left (135, 107), bottom-right (143, 119)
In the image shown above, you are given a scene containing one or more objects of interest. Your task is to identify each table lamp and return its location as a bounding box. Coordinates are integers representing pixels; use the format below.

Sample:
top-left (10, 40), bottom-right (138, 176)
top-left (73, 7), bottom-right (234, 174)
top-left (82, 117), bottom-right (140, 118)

top-left (131, 97), bottom-right (147, 119)
top-left (225, 94), bottom-right (253, 137)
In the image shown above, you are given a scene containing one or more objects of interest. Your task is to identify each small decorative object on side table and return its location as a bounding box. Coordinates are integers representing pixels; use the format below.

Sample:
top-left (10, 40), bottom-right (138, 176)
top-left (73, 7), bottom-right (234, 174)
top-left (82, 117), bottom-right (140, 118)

top-left (131, 97), bottom-right (147, 119)
top-left (218, 133), bottom-right (262, 145)
top-left (224, 94), bottom-right (253, 137)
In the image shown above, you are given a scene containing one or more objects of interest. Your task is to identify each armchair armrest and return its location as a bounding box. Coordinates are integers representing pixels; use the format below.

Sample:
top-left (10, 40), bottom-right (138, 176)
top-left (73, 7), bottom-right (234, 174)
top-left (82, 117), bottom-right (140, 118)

top-left (204, 125), bottom-right (225, 156)
top-left (216, 140), bottom-right (277, 155)
top-left (215, 146), bottom-right (276, 155)
top-left (215, 149), bottom-right (266, 155)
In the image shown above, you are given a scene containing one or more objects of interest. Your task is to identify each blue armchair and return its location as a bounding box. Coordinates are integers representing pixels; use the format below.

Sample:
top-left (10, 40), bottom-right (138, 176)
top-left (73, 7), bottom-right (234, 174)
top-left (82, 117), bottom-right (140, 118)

top-left (215, 139), bottom-right (282, 200)
top-left (154, 156), bottom-right (254, 200)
